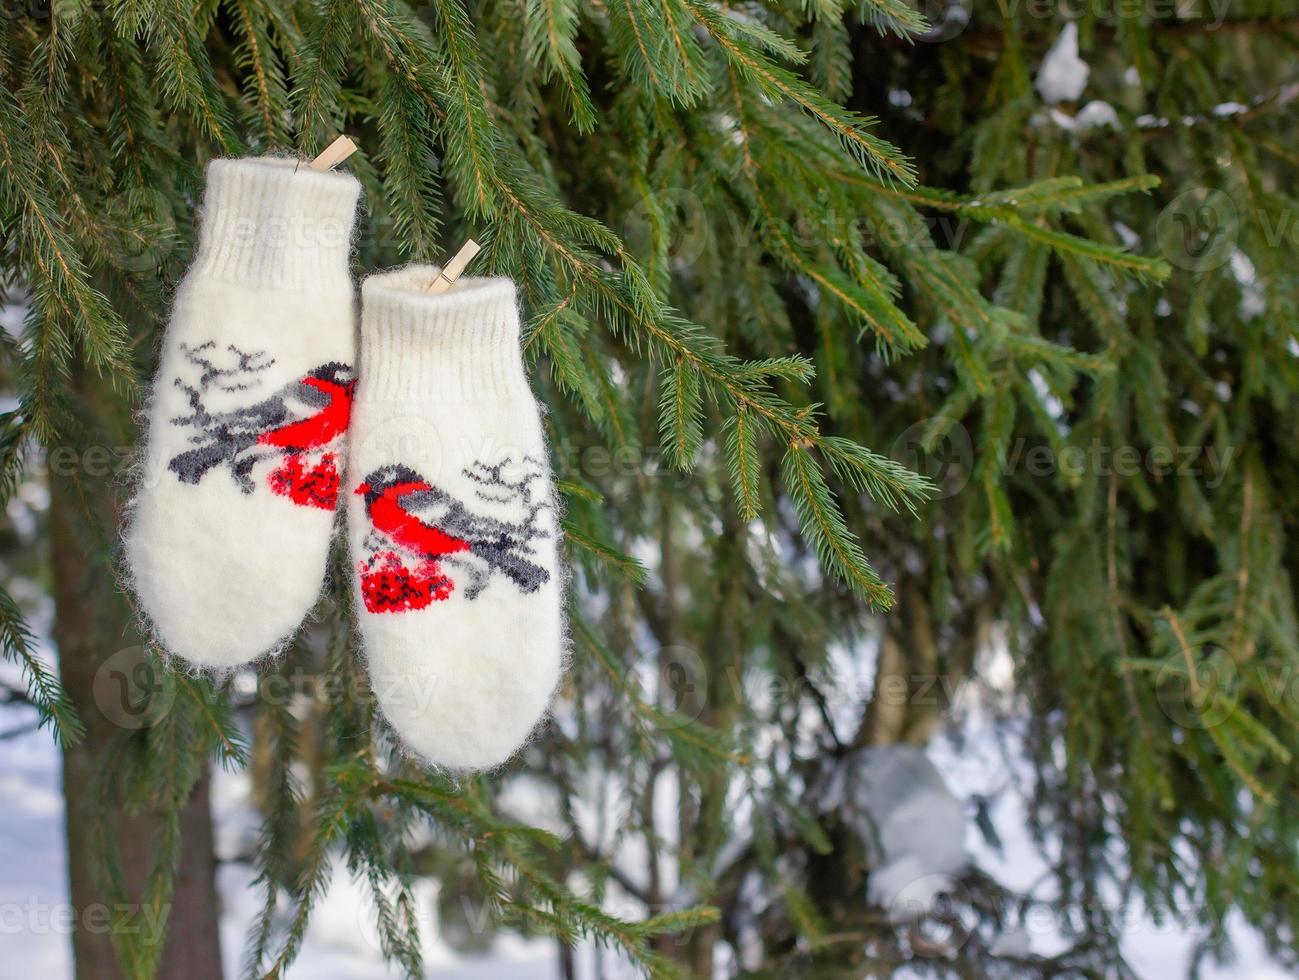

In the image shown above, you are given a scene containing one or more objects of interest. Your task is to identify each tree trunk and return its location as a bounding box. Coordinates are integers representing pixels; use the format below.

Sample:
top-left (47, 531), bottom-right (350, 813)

top-left (51, 453), bottom-right (224, 979)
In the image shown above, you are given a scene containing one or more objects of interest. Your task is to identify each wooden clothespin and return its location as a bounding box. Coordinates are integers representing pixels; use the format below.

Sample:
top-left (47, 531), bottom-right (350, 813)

top-left (300, 135), bottom-right (358, 173)
top-left (426, 239), bottom-right (482, 294)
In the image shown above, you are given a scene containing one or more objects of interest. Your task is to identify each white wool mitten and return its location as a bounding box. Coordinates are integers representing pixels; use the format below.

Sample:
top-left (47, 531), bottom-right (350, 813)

top-left (347, 267), bottom-right (563, 770)
top-left (125, 157), bottom-right (360, 668)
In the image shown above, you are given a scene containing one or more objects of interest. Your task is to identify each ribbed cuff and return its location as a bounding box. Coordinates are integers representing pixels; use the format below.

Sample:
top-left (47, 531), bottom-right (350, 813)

top-left (188, 157), bottom-right (360, 292)
top-left (360, 265), bottom-right (529, 402)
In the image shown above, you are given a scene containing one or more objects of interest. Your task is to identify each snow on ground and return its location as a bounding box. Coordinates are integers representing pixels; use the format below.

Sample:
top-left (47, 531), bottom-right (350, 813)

top-left (0, 721), bottom-right (71, 975)
top-left (929, 715), bottom-right (1290, 977)
top-left (0, 637), bottom-right (562, 979)
top-left (210, 765), bottom-right (560, 979)
top-left (0, 642), bottom-right (1291, 977)
top-left (0, 697), bottom-right (559, 979)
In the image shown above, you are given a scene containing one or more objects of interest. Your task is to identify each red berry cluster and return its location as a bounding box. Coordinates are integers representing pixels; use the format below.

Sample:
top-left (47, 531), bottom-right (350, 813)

top-left (268, 452), bottom-right (341, 509)
top-left (359, 551), bottom-right (454, 613)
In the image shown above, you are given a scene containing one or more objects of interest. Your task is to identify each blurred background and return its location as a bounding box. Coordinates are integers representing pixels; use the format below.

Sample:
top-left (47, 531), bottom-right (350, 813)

top-left (2, 0), bottom-right (1297, 977)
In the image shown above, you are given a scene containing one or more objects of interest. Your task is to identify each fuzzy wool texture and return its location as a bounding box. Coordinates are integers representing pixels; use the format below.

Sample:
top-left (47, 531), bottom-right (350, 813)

top-left (124, 157), bottom-right (361, 669)
top-left (347, 267), bottom-right (564, 771)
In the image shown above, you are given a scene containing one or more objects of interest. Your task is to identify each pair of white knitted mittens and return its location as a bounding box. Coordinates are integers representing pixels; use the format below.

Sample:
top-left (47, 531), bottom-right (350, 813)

top-left (124, 157), bottom-right (562, 771)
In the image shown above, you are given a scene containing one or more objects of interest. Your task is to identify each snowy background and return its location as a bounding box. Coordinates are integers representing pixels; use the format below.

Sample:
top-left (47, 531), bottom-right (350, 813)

top-left (1, 654), bottom-right (565, 979)
top-left (2, 634), bottom-right (1290, 978)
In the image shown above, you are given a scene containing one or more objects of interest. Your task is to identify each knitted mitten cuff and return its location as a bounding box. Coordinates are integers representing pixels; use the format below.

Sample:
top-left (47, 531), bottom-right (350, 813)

top-left (189, 157), bottom-right (361, 292)
top-left (360, 267), bottom-right (528, 402)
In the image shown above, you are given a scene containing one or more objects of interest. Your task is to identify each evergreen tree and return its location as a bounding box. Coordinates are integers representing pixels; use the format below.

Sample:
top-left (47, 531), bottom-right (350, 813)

top-left (0, 0), bottom-right (1295, 977)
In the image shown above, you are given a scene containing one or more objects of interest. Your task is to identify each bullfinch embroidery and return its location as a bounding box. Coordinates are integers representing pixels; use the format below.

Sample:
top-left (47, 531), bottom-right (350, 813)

top-left (166, 342), bottom-right (355, 508)
top-left (355, 455), bottom-right (551, 612)
top-left (344, 269), bottom-right (563, 769)
top-left (122, 156), bottom-right (361, 672)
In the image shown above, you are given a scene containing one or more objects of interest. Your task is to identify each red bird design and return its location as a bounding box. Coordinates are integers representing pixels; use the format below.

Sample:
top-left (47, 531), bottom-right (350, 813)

top-left (169, 353), bottom-right (356, 499)
top-left (355, 467), bottom-right (471, 559)
top-left (257, 364), bottom-right (356, 452)
top-left (355, 461), bottom-right (551, 609)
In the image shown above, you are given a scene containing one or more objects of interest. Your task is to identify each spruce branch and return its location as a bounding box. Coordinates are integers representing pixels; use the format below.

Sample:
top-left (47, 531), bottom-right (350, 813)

top-left (783, 446), bottom-right (894, 608)
top-left (0, 585), bottom-right (83, 746)
top-left (227, 0), bottom-right (291, 148)
top-left (145, 2), bottom-right (240, 153)
top-left (525, 0), bottom-right (597, 132)
top-left (291, 0), bottom-right (356, 148)
top-left (681, 0), bottom-right (916, 184)
top-left (724, 405), bottom-right (764, 521)
top-left (0, 88), bottom-right (135, 433)
top-left (563, 518), bottom-right (650, 584)
top-left (331, 3), bottom-right (932, 605)
top-left (411, 0), bottom-right (501, 215)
